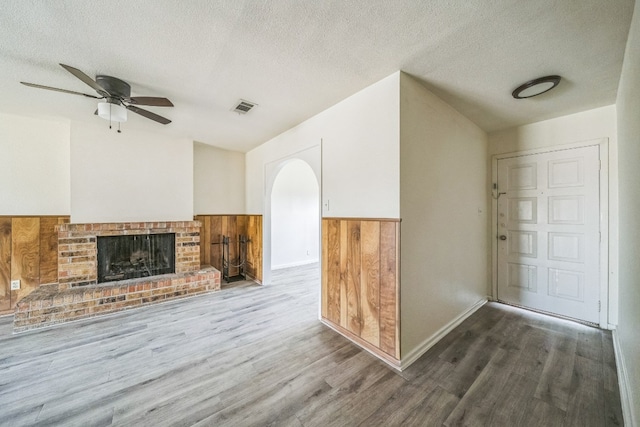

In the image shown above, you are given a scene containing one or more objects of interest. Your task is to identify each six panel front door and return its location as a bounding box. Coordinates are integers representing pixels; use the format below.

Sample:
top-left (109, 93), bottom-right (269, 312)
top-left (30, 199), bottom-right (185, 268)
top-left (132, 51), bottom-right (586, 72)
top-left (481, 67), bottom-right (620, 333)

top-left (497, 145), bottom-right (600, 323)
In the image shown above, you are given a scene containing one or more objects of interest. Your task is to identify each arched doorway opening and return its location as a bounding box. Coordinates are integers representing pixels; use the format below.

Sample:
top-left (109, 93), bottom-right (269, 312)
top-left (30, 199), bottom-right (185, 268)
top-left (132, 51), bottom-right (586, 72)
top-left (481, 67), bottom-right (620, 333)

top-left (270, 159), bottom-right (320, 270)
top-left (263, 145), bottom-right (321, 288)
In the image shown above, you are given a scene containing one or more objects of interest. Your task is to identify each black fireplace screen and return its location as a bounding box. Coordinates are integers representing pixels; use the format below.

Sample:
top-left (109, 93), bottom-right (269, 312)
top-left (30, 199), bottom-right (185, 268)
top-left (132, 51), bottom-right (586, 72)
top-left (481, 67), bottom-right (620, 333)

top-left (97, 233), bottom-right (175, 283)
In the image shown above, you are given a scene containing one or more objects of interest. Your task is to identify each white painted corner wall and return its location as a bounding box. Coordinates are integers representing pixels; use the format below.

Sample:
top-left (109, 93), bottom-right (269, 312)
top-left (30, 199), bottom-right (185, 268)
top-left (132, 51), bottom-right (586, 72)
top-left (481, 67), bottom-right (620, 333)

top-left (0, 112), bottom-right (71, 215)
top-left (246, 71), bottom-right (400, 218)
top-left (70, 121), bottom-right (193, 223)
top-left (398, 73), bottom-right (490, 358)
top-left (614, 0), bottom-right (640, 424)
top-left (319, 72), bottom-right (400, 218)
top-left (193, 142), bottom-right (245, 215)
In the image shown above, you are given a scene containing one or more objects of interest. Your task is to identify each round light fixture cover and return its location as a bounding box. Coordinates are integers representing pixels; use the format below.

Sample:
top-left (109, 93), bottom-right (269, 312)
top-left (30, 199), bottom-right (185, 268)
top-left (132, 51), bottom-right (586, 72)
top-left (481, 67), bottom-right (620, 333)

top-left (98, 101), bottom-right (127, 122)
top-left (512, 75), bottom-right (561, 99)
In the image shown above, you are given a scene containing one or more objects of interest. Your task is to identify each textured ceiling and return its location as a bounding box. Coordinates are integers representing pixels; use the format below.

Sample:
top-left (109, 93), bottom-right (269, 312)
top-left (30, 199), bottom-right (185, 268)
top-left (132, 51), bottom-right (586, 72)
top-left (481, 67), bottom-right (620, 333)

top-left (0, 0), bottom-right (634, 152)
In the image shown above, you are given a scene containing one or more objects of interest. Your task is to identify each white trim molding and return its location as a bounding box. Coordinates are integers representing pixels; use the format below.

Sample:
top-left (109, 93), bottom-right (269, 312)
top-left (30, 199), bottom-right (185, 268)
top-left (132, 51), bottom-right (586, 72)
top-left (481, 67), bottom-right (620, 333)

top-left (399, 298), bottom-right (488, 370)
top-left (272, 259), bottom-right (319, 270)
top-left (612, 329), bottom-right (636, 427)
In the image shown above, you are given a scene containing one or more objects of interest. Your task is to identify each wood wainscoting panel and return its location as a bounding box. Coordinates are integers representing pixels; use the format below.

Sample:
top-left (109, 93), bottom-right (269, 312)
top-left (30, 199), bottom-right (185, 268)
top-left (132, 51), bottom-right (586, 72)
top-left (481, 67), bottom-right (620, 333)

top-left (0, 216), bottom-right (69, 312)
top-left (360, 220), bottom-right (380, 347)
top-left (346, 220), bottom-right (362, 336)
top-left (321, 218), bottom-right (400, 361)
top-left (379, 221), bottom-right (399, 358)
top-left (339, 221), bottom-right (348, 329)
top-left (236, 215), bottom-right (248, 239)
top-left (11, 217), bottom-right (40, 308)
top-left (210, 215), bottom-right (223, 274)
top-left (224, 216), bottom-right (239, 278)
top-left (195, 215), bottom-right (263, 283)
top-left (322, 219), bottom-right (341, 324)
top-left (245, 215), bottom-right (262, 282)
top-left (0, 218), bottom-right (11, 312)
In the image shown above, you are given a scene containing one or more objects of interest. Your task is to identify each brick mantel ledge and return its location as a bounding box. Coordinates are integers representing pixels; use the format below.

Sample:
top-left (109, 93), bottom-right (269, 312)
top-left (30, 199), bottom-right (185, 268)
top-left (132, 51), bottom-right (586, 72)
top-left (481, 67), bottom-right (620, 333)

top-left (56, 221), bottom-right (201, 234)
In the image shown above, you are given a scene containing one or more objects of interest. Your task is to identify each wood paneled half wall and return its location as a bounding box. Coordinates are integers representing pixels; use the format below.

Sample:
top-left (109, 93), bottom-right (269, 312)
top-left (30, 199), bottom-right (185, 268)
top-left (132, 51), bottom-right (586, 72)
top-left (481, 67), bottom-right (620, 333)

top-left (195, 215), bottom-right (263, 283)
top-left (0, 216), bottom-right (70, 313)
top-left (321, 218), bottom-right (400, 365)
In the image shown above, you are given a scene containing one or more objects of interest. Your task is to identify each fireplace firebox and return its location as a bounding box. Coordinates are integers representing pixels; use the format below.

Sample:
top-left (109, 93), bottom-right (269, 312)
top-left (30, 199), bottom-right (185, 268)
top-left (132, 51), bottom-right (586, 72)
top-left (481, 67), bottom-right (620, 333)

top-left (97, 233), bottom-right (175, 283)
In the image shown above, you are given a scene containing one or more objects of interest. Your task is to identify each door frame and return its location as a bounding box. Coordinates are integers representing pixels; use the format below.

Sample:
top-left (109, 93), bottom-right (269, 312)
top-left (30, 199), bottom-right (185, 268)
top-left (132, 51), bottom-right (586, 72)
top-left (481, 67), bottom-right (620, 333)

top-left (491, 138), bottom-right (610, 328)
top-left (263, 144), bottom-right (322, 287)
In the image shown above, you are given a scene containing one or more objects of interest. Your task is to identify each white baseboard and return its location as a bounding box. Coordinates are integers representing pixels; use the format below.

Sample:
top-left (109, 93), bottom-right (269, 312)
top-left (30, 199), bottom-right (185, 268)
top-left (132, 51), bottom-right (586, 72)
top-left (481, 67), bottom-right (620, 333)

top-left (272, 259), bottom-right (319, 270)
top-left (612, 329), bottom-right (636, 427)
top-left (399, 298), bottom-right (488, 370)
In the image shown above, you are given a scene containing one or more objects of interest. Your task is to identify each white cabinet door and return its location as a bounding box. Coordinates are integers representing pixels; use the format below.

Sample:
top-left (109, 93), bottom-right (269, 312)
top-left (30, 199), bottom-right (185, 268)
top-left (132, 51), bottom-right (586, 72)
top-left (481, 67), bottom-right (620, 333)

top-left (497, 145), bottom-right (600, 323)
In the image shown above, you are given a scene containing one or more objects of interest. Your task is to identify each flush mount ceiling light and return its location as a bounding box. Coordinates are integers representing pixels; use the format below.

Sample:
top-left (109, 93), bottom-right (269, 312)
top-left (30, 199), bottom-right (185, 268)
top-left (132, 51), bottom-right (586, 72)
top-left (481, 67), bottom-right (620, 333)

top-left (512, 75), bottom-right (561, 99)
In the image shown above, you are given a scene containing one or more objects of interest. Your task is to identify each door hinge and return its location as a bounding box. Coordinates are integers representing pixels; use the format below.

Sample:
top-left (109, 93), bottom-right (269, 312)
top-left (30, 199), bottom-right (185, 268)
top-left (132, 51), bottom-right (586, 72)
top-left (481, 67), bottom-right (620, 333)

top-left (598, 300), bottom-right (601, 312)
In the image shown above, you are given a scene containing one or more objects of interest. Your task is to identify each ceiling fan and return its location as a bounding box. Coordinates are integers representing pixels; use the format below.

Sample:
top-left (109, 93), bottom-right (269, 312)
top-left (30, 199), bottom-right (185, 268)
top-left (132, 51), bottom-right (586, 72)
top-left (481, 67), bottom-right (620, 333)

top-left (20, 63), bottom-right (173, 127)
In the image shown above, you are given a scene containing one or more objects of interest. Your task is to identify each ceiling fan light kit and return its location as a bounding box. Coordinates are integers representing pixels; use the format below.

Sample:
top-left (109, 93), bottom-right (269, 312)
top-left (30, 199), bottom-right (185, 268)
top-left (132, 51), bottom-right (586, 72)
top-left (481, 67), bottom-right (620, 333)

top-left (20, 63), bottom-right (174, 132)
top-left (512, 75), bottom-right (561, 99)
top-left (98, 100), bottom-right (127, 122)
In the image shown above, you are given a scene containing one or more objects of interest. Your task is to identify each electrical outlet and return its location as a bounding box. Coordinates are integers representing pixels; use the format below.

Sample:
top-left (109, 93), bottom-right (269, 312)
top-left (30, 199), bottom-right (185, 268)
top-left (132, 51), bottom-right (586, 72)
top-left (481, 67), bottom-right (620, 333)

top-left (10, 280), bottom-right (20, 290)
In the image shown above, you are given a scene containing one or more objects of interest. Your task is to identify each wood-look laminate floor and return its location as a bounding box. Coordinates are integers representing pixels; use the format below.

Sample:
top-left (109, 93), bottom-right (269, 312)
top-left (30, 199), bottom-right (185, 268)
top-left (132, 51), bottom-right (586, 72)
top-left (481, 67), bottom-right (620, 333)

top-left (0, 263), bottom-right (623, 426)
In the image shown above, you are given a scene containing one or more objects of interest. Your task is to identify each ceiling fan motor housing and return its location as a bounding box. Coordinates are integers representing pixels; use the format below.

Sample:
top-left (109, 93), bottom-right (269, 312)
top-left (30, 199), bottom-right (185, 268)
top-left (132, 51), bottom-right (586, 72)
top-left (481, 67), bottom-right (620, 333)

top-left (96, 75), bottom-right (131, 99)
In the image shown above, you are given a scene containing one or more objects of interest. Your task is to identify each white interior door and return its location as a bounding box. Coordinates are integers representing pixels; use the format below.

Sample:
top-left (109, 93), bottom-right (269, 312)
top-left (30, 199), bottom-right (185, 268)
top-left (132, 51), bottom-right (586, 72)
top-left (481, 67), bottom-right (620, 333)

top-left (497, 145), bottom-right (601, 323)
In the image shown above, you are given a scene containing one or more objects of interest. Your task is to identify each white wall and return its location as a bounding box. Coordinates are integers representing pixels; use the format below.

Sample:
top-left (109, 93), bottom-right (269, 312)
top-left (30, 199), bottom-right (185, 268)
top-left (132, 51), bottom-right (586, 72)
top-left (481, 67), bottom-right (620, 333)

top-left (193, 142), bottom-right (245, 214)
top-left (615, 0), bottom-right (640, 423)
top-left (271, 159), bottom-right (319, 269)
top-left (489, 105), bottom-right (618, 156)
top-left (489, 105), bottom-right (619, 326)
top-left (70, 121), bottom-right (193, 223)
top-left (320, 72), bottom-right (400, 218)
top-left (0, 113), bottom-right (70, 215)
top-left (247, 71), bottom-right (400, 218)
top-left (399, 73), bottom-right (489, 360)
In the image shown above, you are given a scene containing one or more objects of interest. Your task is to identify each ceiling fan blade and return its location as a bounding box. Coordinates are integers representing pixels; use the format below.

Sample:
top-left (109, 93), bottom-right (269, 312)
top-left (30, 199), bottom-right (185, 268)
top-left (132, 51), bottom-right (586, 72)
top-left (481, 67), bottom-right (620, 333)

top-left (59, 63), bottom-right (110, 97)
top-left (128, 97), bottom-right (174, 107)
top-left (20, 81), bottom-right (102, 99)
top-left (126, 105), bottom-right (171, 124)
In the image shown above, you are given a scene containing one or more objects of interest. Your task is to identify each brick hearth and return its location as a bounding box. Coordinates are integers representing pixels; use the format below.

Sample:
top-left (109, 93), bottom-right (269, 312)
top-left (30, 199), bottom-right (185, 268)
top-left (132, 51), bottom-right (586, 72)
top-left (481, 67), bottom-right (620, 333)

top-left (13, 221), bottom-right (221, 332)
top-left (14, 267), bottom-right (219, 332)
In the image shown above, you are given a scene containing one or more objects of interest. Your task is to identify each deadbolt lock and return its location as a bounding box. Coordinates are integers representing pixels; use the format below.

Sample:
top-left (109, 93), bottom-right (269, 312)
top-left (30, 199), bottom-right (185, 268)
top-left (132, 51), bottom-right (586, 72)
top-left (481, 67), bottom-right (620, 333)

top-left (499, 235), bottom-right (507, 240)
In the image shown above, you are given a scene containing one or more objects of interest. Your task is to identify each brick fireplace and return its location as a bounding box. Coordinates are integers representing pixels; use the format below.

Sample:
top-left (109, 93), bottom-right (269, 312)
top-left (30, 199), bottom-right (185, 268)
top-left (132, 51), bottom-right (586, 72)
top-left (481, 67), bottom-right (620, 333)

top-left (57, 221), bottom-right (202, 288)
top-left (14, 221), bottom-right (220, 332)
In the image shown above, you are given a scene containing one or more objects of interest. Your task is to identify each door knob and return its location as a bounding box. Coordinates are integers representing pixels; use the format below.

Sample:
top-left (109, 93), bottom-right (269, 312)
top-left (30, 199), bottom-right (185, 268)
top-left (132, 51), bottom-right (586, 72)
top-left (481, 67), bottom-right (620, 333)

top-left (499, 235), bottom-right (507, 240)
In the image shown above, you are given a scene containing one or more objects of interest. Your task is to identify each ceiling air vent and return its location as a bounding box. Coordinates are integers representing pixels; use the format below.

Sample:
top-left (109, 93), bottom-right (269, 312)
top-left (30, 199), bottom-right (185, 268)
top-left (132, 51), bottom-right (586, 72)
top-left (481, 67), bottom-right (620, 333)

top-left (233, 99), bottom-right (257, 114)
